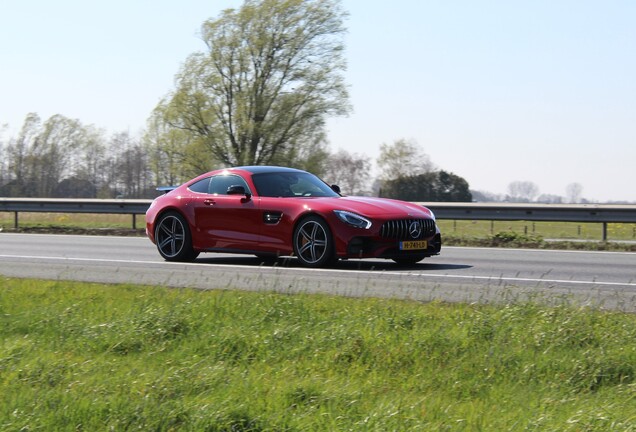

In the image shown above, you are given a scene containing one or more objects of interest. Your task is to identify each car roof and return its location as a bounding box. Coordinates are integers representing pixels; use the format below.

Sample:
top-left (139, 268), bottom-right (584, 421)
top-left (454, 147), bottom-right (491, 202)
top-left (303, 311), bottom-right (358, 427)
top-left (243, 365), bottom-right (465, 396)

top-left (230, 166), bottom-right (305, 174)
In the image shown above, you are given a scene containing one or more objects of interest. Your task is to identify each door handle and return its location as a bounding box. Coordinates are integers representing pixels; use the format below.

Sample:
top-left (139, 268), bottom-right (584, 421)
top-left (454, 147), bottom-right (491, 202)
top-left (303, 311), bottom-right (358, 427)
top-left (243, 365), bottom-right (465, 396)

top-left (203, 199), bottom-right (216, 206)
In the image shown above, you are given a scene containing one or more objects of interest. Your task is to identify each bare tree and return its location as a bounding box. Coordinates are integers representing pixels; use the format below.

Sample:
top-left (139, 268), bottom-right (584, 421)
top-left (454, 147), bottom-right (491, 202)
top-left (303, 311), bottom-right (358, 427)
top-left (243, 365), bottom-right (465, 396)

top-left (75, 125), bottom-right (108, 189)
top-left (323, 149), bottom-right (371, 195)
top-left (471, 190), bottom-right (505, 202)
top-left (1, 113), bottom-right (156, 198)
top-left (537, 194), bottom-right (563, 204)
top-left (565, 183), bottom-right (583, 203)
top-left (5, 113), bottom-right (41, 196)
top-left (507, 181), bottom-right (540, 202)
top-left (118, 143), bottom-right (150, 198)
top-left (31, 114), bottom-right (84, 196)
top-left (0, 124), bottom-right (8, 188)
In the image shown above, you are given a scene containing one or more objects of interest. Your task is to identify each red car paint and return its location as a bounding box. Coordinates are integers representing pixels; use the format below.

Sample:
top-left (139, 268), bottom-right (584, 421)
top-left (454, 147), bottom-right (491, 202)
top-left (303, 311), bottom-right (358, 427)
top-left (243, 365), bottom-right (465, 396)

top-left (146, 166), bottom-right (441, 267)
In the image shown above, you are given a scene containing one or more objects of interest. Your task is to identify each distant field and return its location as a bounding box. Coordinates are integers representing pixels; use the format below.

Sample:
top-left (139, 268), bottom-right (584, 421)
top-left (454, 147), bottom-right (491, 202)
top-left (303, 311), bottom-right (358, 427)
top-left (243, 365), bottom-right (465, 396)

top-left (437, 219), bottom-right (636, 241)
top-left (2, 212), bottom-right (636, 242)
top-left (0, 212), bottom-right (138, 230)
top-left (2, 278), bottom-right (636, 431)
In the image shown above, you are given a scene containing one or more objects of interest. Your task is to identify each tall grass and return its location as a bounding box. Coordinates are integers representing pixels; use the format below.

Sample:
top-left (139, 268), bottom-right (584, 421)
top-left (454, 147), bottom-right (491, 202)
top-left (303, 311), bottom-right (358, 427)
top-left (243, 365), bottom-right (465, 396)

top-left (1, 278), bottom-right (636, 430)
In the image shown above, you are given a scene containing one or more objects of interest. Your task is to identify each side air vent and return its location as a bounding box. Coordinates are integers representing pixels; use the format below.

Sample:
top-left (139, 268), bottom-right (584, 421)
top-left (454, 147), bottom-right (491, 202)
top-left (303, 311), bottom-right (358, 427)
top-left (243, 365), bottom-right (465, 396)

top-left (263, 211), bottom-right (283, 225)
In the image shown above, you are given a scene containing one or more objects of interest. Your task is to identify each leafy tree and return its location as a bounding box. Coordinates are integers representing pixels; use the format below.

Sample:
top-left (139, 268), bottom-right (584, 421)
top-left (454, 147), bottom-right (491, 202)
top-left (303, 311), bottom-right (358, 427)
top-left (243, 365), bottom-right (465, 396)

top-left (380, 171), bottom-right (472, 202)
top-left (144, 110), bottom-right (200, 186)
top-left (435, 171), bottom-right (472, 201)
top-left (156, 0), bottom-right (350, 168)
top-left (377, 138), bottom-right (434, 182)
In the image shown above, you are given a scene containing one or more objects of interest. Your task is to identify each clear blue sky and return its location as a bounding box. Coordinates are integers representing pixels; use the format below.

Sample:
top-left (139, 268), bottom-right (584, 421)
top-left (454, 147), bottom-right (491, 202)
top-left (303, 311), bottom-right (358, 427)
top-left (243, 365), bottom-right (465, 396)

top-left (1, 1), bottom-right (635, 202)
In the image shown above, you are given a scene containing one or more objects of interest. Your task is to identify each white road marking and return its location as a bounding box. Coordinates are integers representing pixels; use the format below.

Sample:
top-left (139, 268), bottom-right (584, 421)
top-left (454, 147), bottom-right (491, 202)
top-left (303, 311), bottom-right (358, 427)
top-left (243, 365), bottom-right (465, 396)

top-left (1, 254), bottom-right (635, 288)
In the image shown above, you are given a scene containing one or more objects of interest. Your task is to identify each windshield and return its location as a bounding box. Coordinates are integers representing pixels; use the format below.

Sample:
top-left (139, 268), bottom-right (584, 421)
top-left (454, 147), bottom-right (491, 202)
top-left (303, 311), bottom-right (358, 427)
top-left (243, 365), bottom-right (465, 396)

top-left (252, 172), bottom-right (340, 198)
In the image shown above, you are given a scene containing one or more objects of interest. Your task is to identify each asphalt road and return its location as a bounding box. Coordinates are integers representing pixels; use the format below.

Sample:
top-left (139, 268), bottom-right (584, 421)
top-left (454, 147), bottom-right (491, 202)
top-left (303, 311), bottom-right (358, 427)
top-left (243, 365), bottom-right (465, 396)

top-left (1, 233), bottom-right (636, 311)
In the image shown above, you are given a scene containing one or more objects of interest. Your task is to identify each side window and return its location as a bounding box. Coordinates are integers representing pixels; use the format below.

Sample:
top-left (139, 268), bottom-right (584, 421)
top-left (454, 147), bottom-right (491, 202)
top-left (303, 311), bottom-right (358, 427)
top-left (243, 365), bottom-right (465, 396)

top-left (290, 177), bottom-right (321, 196)
top-left (208, 175), bottom-right (251, 195)
top-left (252, 173), bottom-right (294, 197)
top-left (188, 178), bottom-right (211, 194)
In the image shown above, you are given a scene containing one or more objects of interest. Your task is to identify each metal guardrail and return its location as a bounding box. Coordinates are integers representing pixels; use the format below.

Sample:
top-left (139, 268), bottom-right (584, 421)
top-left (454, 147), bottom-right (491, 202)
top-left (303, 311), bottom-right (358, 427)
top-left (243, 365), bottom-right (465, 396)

top-left (418, 202), bottom-right (636, 223)
top-left (418, 202), bottom-right (636, 241)
top-left (1, 198), bottom-right (636, 240)
top-left (0, 198), bottom-right (152, 230)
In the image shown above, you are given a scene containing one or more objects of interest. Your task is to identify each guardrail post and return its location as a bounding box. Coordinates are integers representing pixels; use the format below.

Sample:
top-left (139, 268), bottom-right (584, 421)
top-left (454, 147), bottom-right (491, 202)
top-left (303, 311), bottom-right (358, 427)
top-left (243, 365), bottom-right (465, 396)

top-left (602, 222), bottom-right (608, 242)
top-left (14, 211), bottom-right (18, 229)
top-left (132, 214), bottom-right (137, 230)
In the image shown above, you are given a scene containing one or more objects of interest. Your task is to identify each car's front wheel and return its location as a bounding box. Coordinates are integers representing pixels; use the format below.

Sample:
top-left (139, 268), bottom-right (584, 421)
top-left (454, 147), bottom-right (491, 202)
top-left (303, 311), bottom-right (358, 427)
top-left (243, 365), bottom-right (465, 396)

top-left (154, 212), bottom-right (199, 262)
top-left (293, 216), bottom-right (334, 267)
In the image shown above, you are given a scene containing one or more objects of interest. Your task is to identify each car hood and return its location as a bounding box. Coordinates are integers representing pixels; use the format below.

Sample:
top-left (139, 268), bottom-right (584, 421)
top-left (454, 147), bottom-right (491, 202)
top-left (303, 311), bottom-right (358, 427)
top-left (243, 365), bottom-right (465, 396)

top-left (312, 196), bottom-right (435, 220)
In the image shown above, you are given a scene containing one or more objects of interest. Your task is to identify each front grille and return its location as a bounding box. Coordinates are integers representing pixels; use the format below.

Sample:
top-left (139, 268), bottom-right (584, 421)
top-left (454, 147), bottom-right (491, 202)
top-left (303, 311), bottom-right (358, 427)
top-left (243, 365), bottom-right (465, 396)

top-left (380, 219), bottom-right (436, 240)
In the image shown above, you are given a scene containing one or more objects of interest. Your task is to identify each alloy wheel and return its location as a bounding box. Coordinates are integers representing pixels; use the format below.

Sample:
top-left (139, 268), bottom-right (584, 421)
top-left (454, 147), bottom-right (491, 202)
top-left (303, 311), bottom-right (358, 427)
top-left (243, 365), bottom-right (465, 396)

top-left (156, 214), bottom-right (186, 259)
top-left (295, 218), bottom-right (330, 266)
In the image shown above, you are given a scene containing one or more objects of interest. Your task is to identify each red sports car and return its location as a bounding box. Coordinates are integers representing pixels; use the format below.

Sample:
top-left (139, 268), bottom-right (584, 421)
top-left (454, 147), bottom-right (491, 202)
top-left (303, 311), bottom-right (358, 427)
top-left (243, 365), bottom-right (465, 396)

top-left (145, 166), bottom-right (441, 267)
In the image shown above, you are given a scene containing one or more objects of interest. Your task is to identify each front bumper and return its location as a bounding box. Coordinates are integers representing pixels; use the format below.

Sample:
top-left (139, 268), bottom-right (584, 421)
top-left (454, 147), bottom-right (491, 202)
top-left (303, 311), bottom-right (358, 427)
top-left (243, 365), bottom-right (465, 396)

top-left (344, 233), bottom-right (442, 259)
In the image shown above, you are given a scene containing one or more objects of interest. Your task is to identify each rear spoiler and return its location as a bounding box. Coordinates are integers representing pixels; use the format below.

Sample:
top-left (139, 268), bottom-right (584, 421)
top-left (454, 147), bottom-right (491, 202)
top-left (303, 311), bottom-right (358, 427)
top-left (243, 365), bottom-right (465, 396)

top-left (156, 186), bottom-right (178, 194)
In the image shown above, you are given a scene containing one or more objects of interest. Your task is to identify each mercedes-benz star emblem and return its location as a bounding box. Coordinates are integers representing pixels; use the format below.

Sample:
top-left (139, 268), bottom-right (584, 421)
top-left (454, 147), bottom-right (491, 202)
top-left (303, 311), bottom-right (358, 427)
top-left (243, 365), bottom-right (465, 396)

top-left (409, 221), bottom-right (422, 239)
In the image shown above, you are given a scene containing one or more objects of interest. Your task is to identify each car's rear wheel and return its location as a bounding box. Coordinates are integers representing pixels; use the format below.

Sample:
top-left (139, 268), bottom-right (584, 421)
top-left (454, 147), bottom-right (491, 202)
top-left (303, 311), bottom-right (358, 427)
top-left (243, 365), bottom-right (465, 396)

top-left (392, 254), bottom-right (426, 265)
top-left (293, 216), bottom-right (334, 267)
top-left (155, 212), bottom-right (199, 262)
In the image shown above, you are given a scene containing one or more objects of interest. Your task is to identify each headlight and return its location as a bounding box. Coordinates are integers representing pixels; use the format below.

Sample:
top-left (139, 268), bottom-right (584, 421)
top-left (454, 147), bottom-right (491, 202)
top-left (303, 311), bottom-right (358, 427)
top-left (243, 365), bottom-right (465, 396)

top-left (334, 210), bottom-right (372, 229)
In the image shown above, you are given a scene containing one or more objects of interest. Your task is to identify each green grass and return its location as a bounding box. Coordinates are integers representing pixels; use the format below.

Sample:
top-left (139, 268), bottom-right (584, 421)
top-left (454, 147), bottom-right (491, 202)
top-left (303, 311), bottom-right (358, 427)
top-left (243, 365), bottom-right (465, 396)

top-left (438, 220), bottom-right (636, 252)
top-left (2, 278), bottom-right (636, 431)
top-left (0, 213), bottom-right (137, 230)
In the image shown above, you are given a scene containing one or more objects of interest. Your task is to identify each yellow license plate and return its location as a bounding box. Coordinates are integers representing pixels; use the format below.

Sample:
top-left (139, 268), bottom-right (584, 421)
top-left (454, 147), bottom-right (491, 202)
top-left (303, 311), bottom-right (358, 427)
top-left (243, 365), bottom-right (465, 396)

top-left (400, 240), bottom-right (428, 250)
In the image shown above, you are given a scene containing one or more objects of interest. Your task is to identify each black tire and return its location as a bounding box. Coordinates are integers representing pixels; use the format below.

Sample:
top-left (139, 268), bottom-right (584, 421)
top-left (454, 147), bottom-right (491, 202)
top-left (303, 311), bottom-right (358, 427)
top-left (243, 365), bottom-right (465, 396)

top-left (392, 255), bottom-right (426, 266)
top-left (154, 211), bottom-right (199, 262)
top-left (293, 216), bottom-right (335, 267)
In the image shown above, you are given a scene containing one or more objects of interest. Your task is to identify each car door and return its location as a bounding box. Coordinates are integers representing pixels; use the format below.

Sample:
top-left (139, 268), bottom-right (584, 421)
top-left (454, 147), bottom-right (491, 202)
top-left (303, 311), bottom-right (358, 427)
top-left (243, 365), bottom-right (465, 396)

top-left (191, 174), bottom-right (261, 251)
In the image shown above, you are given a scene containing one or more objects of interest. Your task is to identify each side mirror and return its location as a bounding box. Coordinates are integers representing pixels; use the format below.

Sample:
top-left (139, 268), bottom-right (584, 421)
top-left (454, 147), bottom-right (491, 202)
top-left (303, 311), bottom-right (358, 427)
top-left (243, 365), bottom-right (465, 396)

top-left (331, 184), bottom-right (341, 194)
top-left (227, 185), bottom-right (252, 201)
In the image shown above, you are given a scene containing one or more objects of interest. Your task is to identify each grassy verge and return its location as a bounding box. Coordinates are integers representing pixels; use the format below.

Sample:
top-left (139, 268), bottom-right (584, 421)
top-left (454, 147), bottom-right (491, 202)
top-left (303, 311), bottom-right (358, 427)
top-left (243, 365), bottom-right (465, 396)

top-left (0, 213), bottom-right (137, 230)
top-left (444, 232), bottom-right (636, 252)
top-left (437, 220), bottom-right (636, 242)
top-left (2, 278), bottom-right (635, 431)
top-left (0, 213), bottom-right (144, 236)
